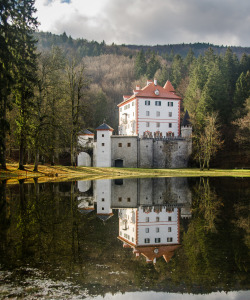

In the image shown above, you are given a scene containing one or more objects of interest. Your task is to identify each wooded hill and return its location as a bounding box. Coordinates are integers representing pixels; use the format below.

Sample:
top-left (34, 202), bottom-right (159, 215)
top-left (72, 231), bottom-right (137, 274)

top-left (35, 31), bottom-right (250, 59)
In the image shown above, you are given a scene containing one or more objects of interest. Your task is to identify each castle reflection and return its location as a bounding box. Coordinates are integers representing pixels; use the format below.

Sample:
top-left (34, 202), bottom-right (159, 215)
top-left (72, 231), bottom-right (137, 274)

top-left (77, 178), bottom-right (192, 264)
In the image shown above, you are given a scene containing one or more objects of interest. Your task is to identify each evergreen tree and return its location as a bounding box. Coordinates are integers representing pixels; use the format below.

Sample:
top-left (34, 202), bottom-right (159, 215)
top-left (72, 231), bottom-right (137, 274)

top-left (239, 53), bottom-right (250, 74)
top-left (12, 0), bottom-right (38, 170)
top-left (170, 54), bottom-right (184, 88)
top-left (204, 47), bottom-right (216, 73)
top-left (200, 61), bottom-right (228, 122)
top-left (157, 65), bottom-right (170, 86)
top-left (222, 48), bottom-right (239, 116)
top-left (233, 71), bottom-right (250, 118)
top-left (184, 48), bottom-right (195, 69)
top-left (184, 56), bottom-right (207, 119)
top-left (146, 52), bottom-right (161, 79)
top-left (0, 0), bottom-right (16, 169)
top-left (134, 50), bottom-right (147, 79)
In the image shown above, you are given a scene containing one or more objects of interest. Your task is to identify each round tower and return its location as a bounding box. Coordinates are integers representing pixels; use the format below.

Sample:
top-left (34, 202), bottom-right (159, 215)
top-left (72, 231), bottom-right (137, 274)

top-left (96, 123), bottom-right (114, 167)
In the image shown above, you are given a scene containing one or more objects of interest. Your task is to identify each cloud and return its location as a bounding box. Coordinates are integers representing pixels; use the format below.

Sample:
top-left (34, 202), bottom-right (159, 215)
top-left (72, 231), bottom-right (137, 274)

top-left (35, 0), bottom-right (250, 46)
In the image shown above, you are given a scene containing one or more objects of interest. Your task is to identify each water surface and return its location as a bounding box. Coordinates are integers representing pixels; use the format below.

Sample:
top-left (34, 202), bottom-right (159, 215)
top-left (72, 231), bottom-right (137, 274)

top-left (0, 177), bottom-right (249, 299)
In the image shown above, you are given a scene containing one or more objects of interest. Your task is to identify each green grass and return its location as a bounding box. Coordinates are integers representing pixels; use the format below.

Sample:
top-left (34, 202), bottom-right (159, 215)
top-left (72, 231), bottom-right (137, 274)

top-left (1, 164), bottom-right (250, 184)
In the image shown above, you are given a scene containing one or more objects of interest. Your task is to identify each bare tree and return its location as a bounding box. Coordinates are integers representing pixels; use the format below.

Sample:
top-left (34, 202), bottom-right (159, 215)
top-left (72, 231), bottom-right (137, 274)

top-left (194, 112), bottom-right (224, 170)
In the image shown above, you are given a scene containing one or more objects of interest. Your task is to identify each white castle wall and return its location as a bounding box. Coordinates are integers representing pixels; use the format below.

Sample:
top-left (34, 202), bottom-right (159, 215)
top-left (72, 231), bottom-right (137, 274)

top-left (138, 98), bottom-right (179, 137)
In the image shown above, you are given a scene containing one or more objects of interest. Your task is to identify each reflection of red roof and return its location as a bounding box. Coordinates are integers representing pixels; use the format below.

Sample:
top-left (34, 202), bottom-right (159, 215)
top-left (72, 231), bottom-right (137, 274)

top-left (118, 80), bottom-right (181, 107)
top-left (118, 236), bottom-right (181, 263)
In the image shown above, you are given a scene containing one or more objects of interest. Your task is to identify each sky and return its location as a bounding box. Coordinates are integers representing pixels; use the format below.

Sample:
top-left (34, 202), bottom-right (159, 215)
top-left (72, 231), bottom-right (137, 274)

top-left (35, 0), bottom-right (250, 47)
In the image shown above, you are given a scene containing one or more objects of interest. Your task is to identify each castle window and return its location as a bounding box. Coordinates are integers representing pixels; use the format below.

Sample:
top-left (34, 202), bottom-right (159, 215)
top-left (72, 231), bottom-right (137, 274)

top-left (169, 112), bottom-right (172, 117)
top-left (146, 217), bottom-right (149, 222)
top-left (146, 111), bottom-right (150, 116)
top-left (132, 102), bottom-right (135, 106)
top-left (102, 134), bottom-right (104, 137)
top-left (156, 111), bottom-right (160, 117)
top-left (155, 238), bottom-right (161, 243)
top-left (146, 122), bottom-right (150, 127)
top-left (144, 238), bottom-right (150, 243)
top-left (145, 100), bottom-right (150, 105)
top-left (102, 198), bottom-right (105, 202)
top-left (168, 216), bottom-right (172, 221)
top-left (155, 101), bottom-right (161, 106)
top-left (156, 227), bottom-right (159, 232)
top-left (168, 227), bottom-right (172, 232)
top-left (118, 143), bottom-right (122, 147)
top-left (102, 143), bottom-right (105, 146)
top-left (167, 237), bottom-right (173, 242)
top-left (127, 143), bottom-right (131, 147)
top-left (156, 122), bottom-right (160, 128)
top-left (132, 237), bottom-right (134, 242)
top-left (168, 102), bottom-right (173, 107)
top-left (169, 123), bottom-right (172, 128)
top-left (156, 217), bottom-right (160, 222)
top-left (120, 107), bottom-right (122, 112)
top-left (102, 207), bottom-right (104, 210)
top-left (118, 197), bottom-right (122, 202)
top-left (127, 198), bottom-right (131, 202)
top-left (145, 228), bottom-right (149, 233)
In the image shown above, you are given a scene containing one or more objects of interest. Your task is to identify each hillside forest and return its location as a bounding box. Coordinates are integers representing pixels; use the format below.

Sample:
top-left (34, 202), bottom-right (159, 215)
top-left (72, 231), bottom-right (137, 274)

top-left (1, 1), bottom-right (250, 170)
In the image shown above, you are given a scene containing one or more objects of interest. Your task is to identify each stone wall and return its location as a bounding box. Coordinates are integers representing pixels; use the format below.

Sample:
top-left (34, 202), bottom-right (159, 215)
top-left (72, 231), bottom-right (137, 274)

top-left (90, 135), bottom-right (192, 169)
top-left (111, 136), bottom-right (138, 167)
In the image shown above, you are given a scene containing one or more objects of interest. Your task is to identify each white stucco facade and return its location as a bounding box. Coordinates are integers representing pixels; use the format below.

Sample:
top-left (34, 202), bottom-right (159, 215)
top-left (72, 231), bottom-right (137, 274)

top-left (118, 80), bottom-right (181, 138)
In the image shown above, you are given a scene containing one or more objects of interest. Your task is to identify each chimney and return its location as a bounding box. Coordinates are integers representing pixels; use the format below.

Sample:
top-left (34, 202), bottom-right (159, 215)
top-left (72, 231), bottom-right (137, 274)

top-left (136, 85), bottom-right (140, 90)
top-left (154, 79), bottom-right (157, 86)
top-left (147, 80), bottom-right (153, 85)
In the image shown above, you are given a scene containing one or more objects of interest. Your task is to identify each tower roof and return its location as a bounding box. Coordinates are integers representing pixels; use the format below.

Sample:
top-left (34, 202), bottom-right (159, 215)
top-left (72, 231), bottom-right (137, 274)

top-left (78, 129), bottom-right (94, 135)
top-left (163, 80), bottom-right (176, 92)
top-left (96, 123), bottom-right (114, 131)
top-left (182, 110), bottom-right (191, 127)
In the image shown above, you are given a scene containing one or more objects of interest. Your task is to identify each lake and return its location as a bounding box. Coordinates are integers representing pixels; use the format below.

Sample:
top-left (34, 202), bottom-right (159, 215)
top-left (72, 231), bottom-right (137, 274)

top-left (0, 177), bottom-right (249, 299)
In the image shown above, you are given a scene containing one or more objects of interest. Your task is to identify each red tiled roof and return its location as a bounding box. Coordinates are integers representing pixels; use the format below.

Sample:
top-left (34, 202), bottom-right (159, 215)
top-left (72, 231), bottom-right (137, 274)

top-left (118, 80), bottom-right (181, 107)
top-left (163, 80), bottom-right (176, 92)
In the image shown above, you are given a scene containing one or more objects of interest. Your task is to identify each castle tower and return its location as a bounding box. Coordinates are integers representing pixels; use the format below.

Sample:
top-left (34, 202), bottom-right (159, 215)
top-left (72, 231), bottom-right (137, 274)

top-left (181, 110), bottom-right (192, 138)
top-left (96, 123), bottom-right (114, 167)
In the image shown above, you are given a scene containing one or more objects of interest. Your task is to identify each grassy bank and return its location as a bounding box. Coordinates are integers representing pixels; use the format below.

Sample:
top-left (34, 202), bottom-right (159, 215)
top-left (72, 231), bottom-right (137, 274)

top-left (0, 163), bottom-right (250, 184)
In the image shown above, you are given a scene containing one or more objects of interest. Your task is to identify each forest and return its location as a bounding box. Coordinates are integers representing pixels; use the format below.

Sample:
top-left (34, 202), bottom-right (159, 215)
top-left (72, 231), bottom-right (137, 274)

top-left (1, 0), bottom-right (250, 170)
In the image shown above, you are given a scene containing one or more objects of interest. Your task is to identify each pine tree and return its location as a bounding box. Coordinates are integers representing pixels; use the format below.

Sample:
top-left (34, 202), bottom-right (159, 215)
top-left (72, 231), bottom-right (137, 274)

top-left (170, 54), bottom-right (184, 88)
top-left (146, 52), bottom-right (161, 79)
top-left (233, 71), bottom-right (250, 119)
top-left (0, 0), bottom-right (15, 169)
top-left (184, 56), bottom-right (207, 119)
top-left (12, 0), bottom-right (38, 170)
top-left (134, 50), bottom-right (147, 79)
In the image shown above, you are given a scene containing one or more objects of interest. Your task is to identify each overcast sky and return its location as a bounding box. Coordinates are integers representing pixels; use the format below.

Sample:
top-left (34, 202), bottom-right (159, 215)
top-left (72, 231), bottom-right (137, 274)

top-left (35, 0), bottom-right (250, 47)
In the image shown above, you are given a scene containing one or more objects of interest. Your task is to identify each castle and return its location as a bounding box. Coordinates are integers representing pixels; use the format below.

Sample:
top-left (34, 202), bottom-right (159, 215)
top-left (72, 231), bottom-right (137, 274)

top-left (77, 79), bottom-right (192, 168)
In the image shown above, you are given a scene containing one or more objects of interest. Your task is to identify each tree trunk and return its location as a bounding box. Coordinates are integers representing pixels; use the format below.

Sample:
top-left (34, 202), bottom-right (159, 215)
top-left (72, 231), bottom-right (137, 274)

top-left (0, 99), bottom-right (7, 170)
top-left (19, 138), bottom-right (25, 170)
top-left (33, 149), bottom-right (39, 171)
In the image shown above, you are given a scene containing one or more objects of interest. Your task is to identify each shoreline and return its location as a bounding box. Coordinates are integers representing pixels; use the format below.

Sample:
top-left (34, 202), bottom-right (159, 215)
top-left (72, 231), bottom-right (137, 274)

top-left (0, 164), bottom-right (250, 184)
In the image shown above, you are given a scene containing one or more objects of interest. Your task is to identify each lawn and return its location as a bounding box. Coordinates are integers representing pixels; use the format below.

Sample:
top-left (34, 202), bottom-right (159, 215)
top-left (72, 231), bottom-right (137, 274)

top-left (1, 164), bottom-right (249, 184)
